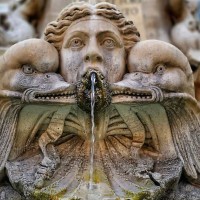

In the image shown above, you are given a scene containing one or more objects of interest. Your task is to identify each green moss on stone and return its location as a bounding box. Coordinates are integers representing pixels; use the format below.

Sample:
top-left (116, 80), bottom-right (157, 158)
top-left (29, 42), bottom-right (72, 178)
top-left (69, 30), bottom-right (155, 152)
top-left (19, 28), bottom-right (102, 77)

top-left (33, 191), bottom-right (58, 200)
top-left (125, 190), bottom-right (151, 200)
top-left (33, 187), bottom-right (67, 200)
top-left (83, 168), bottom-right (107, 184)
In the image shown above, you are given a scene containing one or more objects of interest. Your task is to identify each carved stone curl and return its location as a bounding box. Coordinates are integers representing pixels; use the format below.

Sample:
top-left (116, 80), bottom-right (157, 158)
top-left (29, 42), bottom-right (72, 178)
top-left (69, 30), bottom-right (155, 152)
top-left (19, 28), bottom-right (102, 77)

top-left (0, 2), bottom-right (200, 200)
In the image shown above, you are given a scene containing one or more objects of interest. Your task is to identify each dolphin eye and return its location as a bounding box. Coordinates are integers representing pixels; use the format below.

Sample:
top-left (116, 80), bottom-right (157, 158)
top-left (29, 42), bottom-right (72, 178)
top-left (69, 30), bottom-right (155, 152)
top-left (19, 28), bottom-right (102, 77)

top-left (156, 65), bottom-right (165, 74)
top-left (22, 65), bottom-right (36, 74)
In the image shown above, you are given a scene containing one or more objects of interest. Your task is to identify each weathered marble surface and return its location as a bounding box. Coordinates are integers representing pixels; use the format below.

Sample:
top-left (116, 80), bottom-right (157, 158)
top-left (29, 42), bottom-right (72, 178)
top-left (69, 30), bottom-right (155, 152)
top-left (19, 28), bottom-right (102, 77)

top-left (0, 1), bottom-right (200, 199)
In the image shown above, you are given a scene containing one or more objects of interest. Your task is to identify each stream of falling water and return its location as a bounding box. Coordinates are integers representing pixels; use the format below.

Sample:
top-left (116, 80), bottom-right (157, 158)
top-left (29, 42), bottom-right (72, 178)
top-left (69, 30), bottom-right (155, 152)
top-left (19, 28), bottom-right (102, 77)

top-left (88, 72), bottom-right (96, 190)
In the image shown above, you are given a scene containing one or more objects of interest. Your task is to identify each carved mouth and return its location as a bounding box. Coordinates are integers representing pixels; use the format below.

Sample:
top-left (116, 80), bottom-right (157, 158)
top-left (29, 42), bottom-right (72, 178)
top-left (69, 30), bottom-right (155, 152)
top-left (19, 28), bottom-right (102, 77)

top-left (34, 91), bottom-right (76, 101)
top-left (76, 69), bottom-right (111, 112)
top-left (112, 90), bottom-right (153, 100)
top-left (22, 85), bottom-right (76, 104)
top-left (111, 85), bottom-right (163, 103)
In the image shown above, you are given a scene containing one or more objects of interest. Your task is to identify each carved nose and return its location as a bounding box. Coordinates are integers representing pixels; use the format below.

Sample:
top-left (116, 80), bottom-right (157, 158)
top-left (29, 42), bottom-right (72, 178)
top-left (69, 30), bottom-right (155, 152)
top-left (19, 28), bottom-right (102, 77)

top-left (80, 54), bottom-right (105, 79)
top-left (44, 73), bottom-right (64, 82)
top-left (80, 40), bottom-right (105, 79)
top-left (84, 38), bottom-right (103, 63)
top-left (130, 72), bottom-right (143, 81)
top-left (130, 72), bottom-right (150, 86)
top-left (84, 53), bottom-right (103, 63)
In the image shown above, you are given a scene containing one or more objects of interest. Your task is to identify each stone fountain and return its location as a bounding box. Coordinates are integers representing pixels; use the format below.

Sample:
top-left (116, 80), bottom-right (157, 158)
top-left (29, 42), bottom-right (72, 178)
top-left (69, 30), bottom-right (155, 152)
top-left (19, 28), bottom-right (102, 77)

top-left (0, 2), bottom-right (200, 200)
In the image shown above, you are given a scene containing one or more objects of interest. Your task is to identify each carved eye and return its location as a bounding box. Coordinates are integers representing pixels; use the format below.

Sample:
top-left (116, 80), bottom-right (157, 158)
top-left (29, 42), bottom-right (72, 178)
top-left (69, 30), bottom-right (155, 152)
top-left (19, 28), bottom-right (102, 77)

top-left (22, 65), bottom-right (36, 74)
top-left (102, 38), bottom-right (116, 49)
top-left (156, 65), bottom-right (165, 74)
top-left (69, 38), bottom-right (84, 49)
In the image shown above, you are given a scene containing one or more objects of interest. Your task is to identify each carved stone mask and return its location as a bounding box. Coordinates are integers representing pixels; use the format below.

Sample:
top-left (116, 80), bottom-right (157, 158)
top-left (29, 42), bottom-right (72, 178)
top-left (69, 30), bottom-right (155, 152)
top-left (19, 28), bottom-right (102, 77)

top-left (60, 16), bottom-right (126, 111)
top-left (60, 16), bottom-right (126, 84)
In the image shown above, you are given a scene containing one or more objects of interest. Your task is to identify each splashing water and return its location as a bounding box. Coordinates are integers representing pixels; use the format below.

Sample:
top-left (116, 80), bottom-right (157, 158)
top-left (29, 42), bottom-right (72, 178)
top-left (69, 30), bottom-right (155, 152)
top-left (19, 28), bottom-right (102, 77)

top-left (89, 72), bottom-right (96, 190)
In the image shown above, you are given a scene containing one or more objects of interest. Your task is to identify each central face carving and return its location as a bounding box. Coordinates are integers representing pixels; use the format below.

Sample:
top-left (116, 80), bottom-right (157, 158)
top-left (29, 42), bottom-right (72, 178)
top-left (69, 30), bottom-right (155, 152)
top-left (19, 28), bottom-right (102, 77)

top-left (60, 17), bottom-right (126, 83)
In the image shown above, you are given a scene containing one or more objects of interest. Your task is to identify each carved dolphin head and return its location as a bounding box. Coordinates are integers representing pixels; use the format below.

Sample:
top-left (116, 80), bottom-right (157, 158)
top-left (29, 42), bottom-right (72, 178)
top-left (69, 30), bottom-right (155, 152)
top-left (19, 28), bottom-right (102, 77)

top-left (112, 40), bottom-right (195, 103)
top-left (0, 39), bottom-right (75, 104)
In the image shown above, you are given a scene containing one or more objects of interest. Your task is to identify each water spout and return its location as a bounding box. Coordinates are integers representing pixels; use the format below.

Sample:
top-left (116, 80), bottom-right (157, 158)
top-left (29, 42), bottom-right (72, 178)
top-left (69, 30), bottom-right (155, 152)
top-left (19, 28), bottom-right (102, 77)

top-left (89, 72), bottom-right (96, 190)
top-left (76, 69), bottom-right (111, 112)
